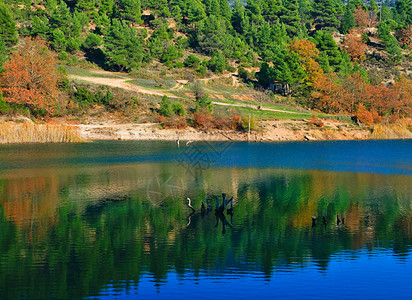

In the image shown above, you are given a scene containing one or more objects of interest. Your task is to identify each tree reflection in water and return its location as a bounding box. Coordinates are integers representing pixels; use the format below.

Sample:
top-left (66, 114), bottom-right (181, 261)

top-left (0, 163), bottom-right (411, 299)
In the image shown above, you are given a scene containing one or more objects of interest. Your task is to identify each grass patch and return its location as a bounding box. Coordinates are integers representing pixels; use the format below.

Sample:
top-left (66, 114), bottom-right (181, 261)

top-left (371, 121), bottom-right (412, 139)
top-left (127, 78), bottom-right (176, 90)
top-left (0, 123), bottom-right (84, 144)
top-left (66, 66), bottom-right (126, 79)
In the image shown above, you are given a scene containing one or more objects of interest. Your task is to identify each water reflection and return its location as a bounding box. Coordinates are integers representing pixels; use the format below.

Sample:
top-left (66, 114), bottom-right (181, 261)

top-left (0, 142), bottom-right (411, 299)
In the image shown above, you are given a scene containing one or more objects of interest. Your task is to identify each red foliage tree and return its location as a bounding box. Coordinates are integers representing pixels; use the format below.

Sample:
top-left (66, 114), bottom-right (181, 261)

top-left (0, 37), bottom-right (65, 114)
top-left (311, 74), bottom-right (344, 113)
top-left (342, 29), bottom-right (367, 61)
top-left (288, 39), bottom-right (324, 87)
top-left (354, 6), bottom-right (377, 28)
top-left (396, 26), bottom-right (412, 49)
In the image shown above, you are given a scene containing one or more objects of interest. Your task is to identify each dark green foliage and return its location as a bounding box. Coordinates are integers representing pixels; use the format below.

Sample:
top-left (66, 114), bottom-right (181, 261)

top-left (172, 102), bottom-right (185, 116)
top-left (271, 46), bottom-right (306, 88)
top-left (280, 0), bottom-right (302, 37)
top-left (311, 31), bottom-right (342, 71)
top-left (184, 54), bottom-right (201, 68)
top-left (160, 95), bottom-right (173, 117)
top-left (341, 7), bottom-right (356, 34)
top-left (83, 33), bottom-right (103, 50)
top-left (231, 0), bottom-right (246, 34)
top-left (74, 87), bottom-right (96, 104)
top-left (312, 0), bottom-right (343, 31)
top-left (0, 37), bottom-right (6, 73)
top-left (238, 66), bottom-right (251, 81)
top-left (104, 20), bottom-right (144, 71)
top-left (207, 51), bottom-right (227, 74)
top-left (197, 15), bottom-right (231, 55)
top-left (378, 21), bottom-right (402, 62)
top-left (394, 0), bottom-right (412, 27)
top-left (0, 3), bottom-right (17, 45)
top-left (30, 16), bottom-right (50, 39)
top-left (257, 62), bottom-right (273, 88)
top-left (52, 28), bottom-right (66, 52)
top-left (119, 0), bottom-right (142, 24)
top-left (261, 0), bottom-right (282, 24)
top-left (192, 81), bottom-right (213, 113)
top-left (160, 43), bottom-right (182, 65)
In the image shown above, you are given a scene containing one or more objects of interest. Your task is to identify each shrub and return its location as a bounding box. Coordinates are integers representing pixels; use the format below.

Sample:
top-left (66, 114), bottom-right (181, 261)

top-left (0, 92), bottom-right (11, 114)
top-left (207, 52), bottom-right (227, 74)
top-left (229, 114), bottom-right (244, 130)
top-left (241, 114), bottom-right (257, 130)
top-left (172, 102), bottom-right (185, 116)
top-left (193, 111), bottom-right (214, 130)
top-left (159, 115), bottom-right (187, 129)
top-left (238, 67), bottom-right (250, 81)
top-left (308, 115), bottom-right (325, 127)
top-left (159, 95), bottom-right (173, 117)
top-left (197, 65), bottom-right (207, 75)
top-left (74, 87), bottom-right (96, 104)
top-left (184, 54), bottom-right (201, 68)
top-left (83, 33), bottom-right (103, 50)
top-left (213, 115), bottom-right (231, 129)
top-left (356, 103), bottom-right (381, 126)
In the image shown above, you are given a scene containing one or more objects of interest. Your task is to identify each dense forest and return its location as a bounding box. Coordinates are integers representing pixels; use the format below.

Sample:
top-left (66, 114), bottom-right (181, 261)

top-left (0, 0), bottom-right (411, 125)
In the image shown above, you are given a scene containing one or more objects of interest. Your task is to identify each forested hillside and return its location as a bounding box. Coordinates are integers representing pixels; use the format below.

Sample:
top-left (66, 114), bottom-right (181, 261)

top-left (0, 0), bottom-right (411, 127)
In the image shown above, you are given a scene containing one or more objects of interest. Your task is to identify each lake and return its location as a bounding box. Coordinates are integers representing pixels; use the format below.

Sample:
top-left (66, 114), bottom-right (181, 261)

top-left (0, 140), bottom-right (411, 299)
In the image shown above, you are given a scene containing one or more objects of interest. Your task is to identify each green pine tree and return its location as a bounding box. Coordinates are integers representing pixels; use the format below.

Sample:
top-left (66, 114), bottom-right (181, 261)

top-left (104, 19), bottom-right (144, 72)
top-left (0, 3), bottom-right (17, 45)
top-left (280, 0), bottom-right (302, 37)
top-left (312, 0), bottom-right (343, 31)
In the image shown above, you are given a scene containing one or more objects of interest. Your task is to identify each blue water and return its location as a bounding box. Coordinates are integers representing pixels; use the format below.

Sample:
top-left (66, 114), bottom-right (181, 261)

top-left (0, 139), bottom-right (411, 174)
top-left (0, 140), bottom-right (411, 299)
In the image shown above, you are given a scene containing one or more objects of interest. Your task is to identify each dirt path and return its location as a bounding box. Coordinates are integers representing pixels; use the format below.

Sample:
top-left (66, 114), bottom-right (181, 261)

top-left (69, 75), bottom-right (178, 98)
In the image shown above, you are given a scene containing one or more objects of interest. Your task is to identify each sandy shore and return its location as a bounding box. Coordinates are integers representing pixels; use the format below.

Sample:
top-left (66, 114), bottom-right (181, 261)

top-left (78, 119), bottom-right (370, 142)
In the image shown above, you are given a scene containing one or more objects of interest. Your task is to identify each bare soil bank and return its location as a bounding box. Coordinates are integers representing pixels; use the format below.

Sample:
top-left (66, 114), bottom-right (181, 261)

top-left (78, 119), bottom-right (370, 142)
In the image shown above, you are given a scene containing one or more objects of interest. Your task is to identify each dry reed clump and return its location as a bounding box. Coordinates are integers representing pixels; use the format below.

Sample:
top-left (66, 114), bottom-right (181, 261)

top-left (0, 122), bottom-right (83, 144)
top-left (371, 118), bottom-right (412, 139)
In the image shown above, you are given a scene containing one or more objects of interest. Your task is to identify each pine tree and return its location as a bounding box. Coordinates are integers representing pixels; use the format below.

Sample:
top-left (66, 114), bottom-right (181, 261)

top-left (341, 7), bottom-right (356, 33)
top-left (219, 0), bottom-right (231, 19)
top-left (231, 0), bottom-right (246, 34)
top-left (312, 0), bottom-right (343, 31)
top-left (0, 37), bottom-right (7, 73)
top-left (120, 0), bottom-right (142, 24)
top-left (261, 0), bottom-right (282, 24)
top-left (0, 3), bottom-right (18, 45)
top-left (369, 0), bottom-right (379, 13)
top-left (280, 0), bottom-right (302, 37)
top-left (104, 20), bottom-right (144, 72)
top-left (394, 0), bottom-right (412, 27)
top-left (312, 30), bottom-right (342, 71)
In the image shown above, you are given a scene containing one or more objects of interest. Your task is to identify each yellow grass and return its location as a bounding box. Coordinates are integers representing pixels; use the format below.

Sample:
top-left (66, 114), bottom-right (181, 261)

top-left (0, 122), bottom-right (84, 144)
top-left (371, 118), bottom-right (412, 139)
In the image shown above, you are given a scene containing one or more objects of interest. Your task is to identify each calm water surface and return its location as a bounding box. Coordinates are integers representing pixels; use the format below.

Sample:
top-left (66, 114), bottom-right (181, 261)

top-left (0, 140), bottom-right (411, 299)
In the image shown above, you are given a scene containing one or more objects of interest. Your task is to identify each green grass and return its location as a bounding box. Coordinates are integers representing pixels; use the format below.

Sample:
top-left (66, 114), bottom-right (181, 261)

top-left (215, 105), bottom-right (313, 120)
top-left (65, 66), bottom-right (127, 79)
top-left (127, 78), bottom-right (176, 90)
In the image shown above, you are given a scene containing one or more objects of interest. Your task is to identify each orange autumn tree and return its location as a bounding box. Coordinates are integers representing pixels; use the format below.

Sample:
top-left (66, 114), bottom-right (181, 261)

top-left (311, 73), bottom-right (344, 113)
top-left (342, 29), bottom-right (367, 61)
top-left (288, 39), bottom-right (323, 87)
top-left (0, 37), bottom-right (64, 114)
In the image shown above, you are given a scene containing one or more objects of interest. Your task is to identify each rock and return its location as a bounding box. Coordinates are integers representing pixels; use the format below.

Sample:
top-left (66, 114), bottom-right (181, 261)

top-left (305, 135), bottom-right (316, 141)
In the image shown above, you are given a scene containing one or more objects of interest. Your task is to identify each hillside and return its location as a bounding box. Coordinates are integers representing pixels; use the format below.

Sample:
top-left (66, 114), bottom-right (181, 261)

top-left (0, 0), bottom-right (411, 142)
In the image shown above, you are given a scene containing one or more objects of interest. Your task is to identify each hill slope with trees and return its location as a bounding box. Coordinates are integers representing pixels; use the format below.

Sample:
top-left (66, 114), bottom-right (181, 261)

top-left (0, 0), bottom-right (411, 139)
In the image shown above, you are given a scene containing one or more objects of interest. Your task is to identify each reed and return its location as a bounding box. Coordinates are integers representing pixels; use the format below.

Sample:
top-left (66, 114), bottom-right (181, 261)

top-left (0, 122), bottom-right (84, 144)
top-left (371, 118), bottom-right (412, 139)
